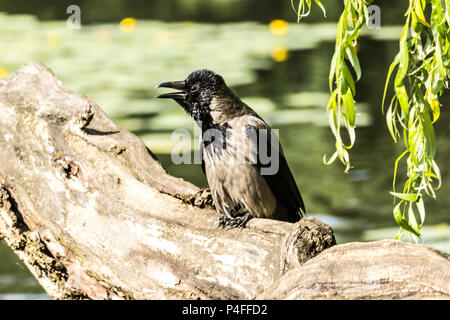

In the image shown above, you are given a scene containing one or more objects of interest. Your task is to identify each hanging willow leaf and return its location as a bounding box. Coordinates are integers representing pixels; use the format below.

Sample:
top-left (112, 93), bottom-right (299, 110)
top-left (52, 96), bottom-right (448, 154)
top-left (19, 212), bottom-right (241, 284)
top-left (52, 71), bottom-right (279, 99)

top-left (313, 0), bottom-right (327, 17)
top-left (393, 202), bottom-right (421, 237)
top-left (444, 0), bottom-right (450, 25)
top-left (386, 100), bottom-right (400, 141)
top-left (385, 0), bottom-right (447, 238)
top-left (291, 0), bottom-right (312, 21)
top-left (342, 64), bottom-right (356, 95)
top-left (329, 50), bottom-right (339, 91)
top-left (395, 21), bottom-right (410, 88)
top-left (390, 192), bottom-right (420, 202)
top-left (294, 0), bottom-right (447, 239)
top-left (382, 53), bottom-right (400, 112)
top-left (321, 0), bottom-right (366, 170)
top-left (342, 87), bottom-right (355, 126)
top-left (345, 46), bottom-right (361, 81)
top-left (395, 85), bottom-right (410, 116)
top-left (416, 197), bottom-right (426, 224)
top-left (421, 104), bottom-right (437, 158)
top-left (408, 203), bottom-right (421, 235)
top-left (414, 0), bottom-right (432, 27)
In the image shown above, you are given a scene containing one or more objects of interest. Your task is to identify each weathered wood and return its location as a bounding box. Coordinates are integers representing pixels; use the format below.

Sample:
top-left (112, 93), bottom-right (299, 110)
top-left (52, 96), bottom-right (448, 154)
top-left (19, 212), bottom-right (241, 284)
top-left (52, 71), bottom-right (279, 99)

top-left (260, 240), bottom-right (450, 299)
top-left (0, 63), bottom-right (335, 299)
top-left (1, 62), bottom-right (448, 300)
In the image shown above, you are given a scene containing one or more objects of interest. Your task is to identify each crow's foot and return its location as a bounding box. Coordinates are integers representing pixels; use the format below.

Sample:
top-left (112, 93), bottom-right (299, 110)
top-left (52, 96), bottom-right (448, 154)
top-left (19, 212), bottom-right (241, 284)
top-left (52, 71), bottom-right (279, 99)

top-left (218, 212), bottom-right (253, 229)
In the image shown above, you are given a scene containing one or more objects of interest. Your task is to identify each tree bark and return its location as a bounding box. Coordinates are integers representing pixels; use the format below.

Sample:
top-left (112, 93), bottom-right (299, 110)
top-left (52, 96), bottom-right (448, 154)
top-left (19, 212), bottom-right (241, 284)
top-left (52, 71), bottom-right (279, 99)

top-left (0, 63), bottom-right (448, 300)
top-left (260, 240), bottom-right (450, 299)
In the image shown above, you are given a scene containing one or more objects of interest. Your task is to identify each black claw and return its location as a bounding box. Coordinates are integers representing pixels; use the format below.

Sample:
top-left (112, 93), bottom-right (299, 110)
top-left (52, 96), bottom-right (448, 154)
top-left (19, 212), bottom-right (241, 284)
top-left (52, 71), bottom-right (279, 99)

top-left (218, 212), bottom-right (253, 229)
top-left (218, 216), bottom-right (227, 228)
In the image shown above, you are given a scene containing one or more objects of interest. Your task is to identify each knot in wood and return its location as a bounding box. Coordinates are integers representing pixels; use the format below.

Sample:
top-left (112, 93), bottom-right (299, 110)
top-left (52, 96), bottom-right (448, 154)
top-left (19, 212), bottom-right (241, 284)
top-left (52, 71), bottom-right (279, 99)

top-left (279, 217), bottom-right (336, 275)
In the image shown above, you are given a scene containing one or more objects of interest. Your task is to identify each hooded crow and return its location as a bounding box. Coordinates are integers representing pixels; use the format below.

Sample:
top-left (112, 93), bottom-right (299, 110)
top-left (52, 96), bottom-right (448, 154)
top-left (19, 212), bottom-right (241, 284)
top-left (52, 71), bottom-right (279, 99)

top-left (157, 69), bottom-right (305, 227)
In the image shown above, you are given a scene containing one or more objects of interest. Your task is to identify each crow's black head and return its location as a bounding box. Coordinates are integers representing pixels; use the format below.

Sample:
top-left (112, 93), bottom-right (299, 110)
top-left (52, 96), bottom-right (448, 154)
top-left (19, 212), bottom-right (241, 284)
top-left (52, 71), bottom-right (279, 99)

top-left (156, 70), bottom-right (226, 128)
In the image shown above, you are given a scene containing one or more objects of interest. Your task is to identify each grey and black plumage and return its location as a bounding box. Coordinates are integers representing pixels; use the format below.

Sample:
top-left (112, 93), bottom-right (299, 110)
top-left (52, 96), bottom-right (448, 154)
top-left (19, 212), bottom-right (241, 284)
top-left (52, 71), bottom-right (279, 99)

top-left (157, 69), bottom-right (305, 227)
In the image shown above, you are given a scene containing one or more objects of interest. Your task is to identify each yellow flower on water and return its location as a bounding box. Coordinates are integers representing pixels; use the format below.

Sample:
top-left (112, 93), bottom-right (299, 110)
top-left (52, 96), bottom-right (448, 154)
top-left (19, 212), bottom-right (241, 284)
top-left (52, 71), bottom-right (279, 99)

top-left (0, 67), bottom-right (8, 78)
top-left (269, 19), bottom-right (289, 36)
top-left (47, 32), bottom-right (61, 46)
top-left (119, 17), bottom-right (137, 33)
top-left (271, 47), bottom-right (289, 62)
top-left (436, 222), bottom-right (448, 229)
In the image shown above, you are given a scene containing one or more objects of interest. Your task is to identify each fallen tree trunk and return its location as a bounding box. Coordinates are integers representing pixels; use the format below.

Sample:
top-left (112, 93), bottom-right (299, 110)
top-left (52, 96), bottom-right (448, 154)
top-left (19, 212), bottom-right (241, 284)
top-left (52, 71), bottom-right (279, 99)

top-left (0, 62), bottom-right (336, 299)
top-left (0, 63), bottom-right (448, 300)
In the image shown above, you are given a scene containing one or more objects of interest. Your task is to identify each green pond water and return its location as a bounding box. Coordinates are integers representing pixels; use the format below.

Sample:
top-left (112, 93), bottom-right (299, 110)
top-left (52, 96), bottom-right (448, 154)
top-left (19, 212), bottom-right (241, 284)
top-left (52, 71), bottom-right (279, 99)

top-left (0, 1), bottom-right (449, 299)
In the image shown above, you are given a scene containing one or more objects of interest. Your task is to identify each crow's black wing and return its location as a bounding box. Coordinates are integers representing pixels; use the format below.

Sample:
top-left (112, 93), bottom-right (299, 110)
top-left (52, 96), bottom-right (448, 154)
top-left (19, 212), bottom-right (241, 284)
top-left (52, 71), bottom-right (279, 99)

top-left (246, 125), bottom-right (305, 222)
top-left (200, 143), bottom-right (206, 174)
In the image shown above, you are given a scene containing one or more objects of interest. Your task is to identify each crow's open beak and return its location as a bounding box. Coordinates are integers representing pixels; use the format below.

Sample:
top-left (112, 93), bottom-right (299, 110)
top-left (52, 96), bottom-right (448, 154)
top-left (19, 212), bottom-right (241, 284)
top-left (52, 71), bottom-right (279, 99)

top-left (156, 81), bottom-right (186, 99)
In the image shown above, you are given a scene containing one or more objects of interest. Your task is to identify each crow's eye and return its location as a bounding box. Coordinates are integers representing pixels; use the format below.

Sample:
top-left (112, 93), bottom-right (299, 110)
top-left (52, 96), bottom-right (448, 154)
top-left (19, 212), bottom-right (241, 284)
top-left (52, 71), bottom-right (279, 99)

top-left (190, 84), bottom-right (199, 93)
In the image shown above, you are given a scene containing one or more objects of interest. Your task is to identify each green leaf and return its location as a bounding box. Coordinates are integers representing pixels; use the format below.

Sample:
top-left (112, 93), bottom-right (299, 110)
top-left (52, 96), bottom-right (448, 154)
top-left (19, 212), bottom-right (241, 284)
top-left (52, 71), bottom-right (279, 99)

top-left (421, 103), bottom-right (436, 158)
top-left (393, 202), bottom-right (421, 237)
top-left (394, 22), bottom-right (410, 88)
top-left (342, 64), bottom-right (356, 95)
top-left (416, 197), bottom-right (425, 224)
top-left (346, 16), bottom-right (364, 44)
top-left (390, 192), bottom-right (419, 202)
top-left (392, 150), bottom-right (409, 192)
top-left (411, 10), bottom-right (423, 34)
top-left (382, 54), bottom-right (400, 112)
top-left (329, 50), bottom-right (338, 91)
top-left (414, 0), bottom-right (431, 27)
top-left (342, 87), bottom-right (355, 126)
top-left (291, 0), bottom-right (312, 21)
top-left (323, 150), bottom-right (339, 165)
top-left (393, 202), bottom-right (403, 225)
top-left (345, 46), bottom-right (361, 81)
top-left (408, 203), bottom-right (419, 230)
top-left (327, 90), bottom-right (338, 137)
top-left (345, 123), bottom-right (356, 148)
top-left (445, 0), bottom-right (450, 26)
top-left (431, 0), bottom-right (445, 30)
top-left (395, 85), bottom-right (410, 116)
top-left (434, 36), bottom-right (447, 78)
top-left (386, 102), bottom-right (398, 142)
top-left (431, 159), bottom-right (442, 189)
top-left (313, 0), bottom-right (327, 17)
